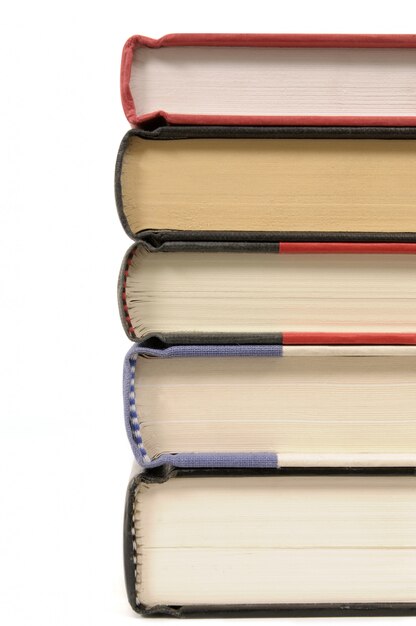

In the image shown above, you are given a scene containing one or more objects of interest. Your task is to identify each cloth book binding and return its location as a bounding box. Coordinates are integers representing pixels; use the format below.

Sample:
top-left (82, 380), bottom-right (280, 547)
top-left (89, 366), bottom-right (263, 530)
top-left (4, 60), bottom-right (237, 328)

top-left (121, 34), bottom-right (416, 128)
top-left (124, 342), bottom-right (416, 469)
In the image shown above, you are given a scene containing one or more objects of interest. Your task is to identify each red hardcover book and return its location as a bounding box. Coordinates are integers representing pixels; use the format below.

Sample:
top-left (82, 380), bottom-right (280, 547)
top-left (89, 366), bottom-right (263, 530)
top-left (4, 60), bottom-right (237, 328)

top-left (121, 34), bottom-right (416, 128)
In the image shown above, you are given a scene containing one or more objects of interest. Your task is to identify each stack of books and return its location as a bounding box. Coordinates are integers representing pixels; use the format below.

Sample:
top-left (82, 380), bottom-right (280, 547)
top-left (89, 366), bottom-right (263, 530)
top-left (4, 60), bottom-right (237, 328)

top-left (116, 33), bottom-right (416, 618)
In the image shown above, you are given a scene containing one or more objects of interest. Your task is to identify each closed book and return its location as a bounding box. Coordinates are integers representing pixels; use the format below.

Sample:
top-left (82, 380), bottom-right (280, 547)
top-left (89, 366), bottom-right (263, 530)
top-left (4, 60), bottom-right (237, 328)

top-left (125, 466), bottom-right (416, 617)
top-left (116, 126), bottom-right (416, 240)
top-left (121, 34), bottom-right (416, 128)
top-left (124, 342), bottom-right (416, 469)
top-left (118, 241), bottom-right (416, 343)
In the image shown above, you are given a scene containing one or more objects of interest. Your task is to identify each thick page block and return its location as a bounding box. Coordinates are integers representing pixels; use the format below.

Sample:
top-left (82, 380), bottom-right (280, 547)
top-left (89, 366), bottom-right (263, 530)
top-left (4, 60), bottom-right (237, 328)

top-left (121, 34), bottom-right (416, 128)
top-left (124, 343), bottom-right (416, 469)
top-left (124, 467), bottom-right (416, 617)
top-left (118, 241), bottom-right (416, 343)
top-left (116, 127), bottom-right (416, 240)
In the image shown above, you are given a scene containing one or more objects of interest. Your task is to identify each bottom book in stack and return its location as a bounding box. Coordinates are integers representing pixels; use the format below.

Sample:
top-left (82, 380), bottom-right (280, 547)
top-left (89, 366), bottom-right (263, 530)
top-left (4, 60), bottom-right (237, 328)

top-left (124, 467), bottom-right (416, 617)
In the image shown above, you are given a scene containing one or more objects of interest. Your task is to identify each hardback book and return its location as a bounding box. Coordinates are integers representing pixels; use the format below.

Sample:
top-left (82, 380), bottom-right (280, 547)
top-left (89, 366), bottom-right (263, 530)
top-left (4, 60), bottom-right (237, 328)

top-left (119, 241), bottom-right (416, 343)
top-left (116, 126), bottom-right (416, 240)
top-left (124, 343), bottom-right (416, 469)
top-left (125, 466), bottom-right (416, 617)
top-left (121, 34), bottom-right (416, 128)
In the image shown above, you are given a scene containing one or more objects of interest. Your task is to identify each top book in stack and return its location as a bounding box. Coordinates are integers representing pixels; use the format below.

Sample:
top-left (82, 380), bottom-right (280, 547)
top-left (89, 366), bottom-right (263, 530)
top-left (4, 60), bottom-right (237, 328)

top-left (121, 33), bottom-right (416, 128)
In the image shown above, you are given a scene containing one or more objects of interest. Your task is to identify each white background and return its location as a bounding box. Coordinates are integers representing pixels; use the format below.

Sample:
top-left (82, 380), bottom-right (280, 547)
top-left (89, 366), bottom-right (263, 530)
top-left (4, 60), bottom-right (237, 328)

top-left (1, 0), bottom-right (416, 624)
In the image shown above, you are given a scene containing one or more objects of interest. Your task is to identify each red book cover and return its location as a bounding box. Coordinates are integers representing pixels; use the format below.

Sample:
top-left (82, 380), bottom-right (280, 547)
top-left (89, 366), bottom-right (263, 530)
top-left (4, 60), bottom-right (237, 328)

top-left (121, 33), bottom-right (416, 127)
